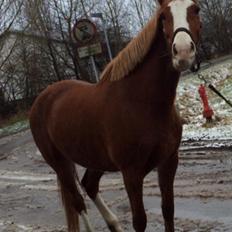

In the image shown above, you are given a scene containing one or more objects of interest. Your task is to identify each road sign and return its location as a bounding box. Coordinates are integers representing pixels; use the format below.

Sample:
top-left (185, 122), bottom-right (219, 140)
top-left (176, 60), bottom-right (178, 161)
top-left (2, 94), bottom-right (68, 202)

top-left (72, 18), bottom-right (101, 82)
top-left (78, 43), bottom-right (102, 58)
top-left (73, 19), bottom-right (97, 44)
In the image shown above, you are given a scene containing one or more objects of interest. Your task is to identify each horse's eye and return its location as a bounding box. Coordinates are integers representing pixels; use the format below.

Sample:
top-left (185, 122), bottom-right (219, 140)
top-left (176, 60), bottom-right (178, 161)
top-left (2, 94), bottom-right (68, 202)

top-left (194, 6), bottom-right (200, 15)
top-left (160, 13), bottom-right (166, 21)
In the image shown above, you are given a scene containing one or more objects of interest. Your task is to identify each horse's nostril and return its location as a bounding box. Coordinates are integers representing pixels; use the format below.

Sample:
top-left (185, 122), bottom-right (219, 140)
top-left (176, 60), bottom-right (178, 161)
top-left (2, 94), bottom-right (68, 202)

top-left (172, 44), bottom-right (178, 56)
top-left (190, 42), bottom-right (195, 52)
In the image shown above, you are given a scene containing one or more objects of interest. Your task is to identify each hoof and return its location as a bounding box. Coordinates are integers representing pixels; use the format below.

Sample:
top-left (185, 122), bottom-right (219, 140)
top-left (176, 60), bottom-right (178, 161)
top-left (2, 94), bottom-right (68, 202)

top-left (108, 223), bottom-right (124, 232)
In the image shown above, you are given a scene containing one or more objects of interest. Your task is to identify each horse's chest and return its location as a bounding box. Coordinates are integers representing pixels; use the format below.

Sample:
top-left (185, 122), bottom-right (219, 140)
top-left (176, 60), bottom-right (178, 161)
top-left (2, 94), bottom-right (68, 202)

top-left (156, 119), bottom-right (182, 151)
top-left (110, 122), bottom-right (182, 170)
top-left (141, 117), bottom-right (182, 161)
top-left (104, 105), bottom-right (183, 169)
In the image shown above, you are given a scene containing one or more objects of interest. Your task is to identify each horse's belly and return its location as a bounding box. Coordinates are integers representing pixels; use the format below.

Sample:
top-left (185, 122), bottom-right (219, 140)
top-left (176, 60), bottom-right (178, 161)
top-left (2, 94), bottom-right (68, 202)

top-left (70, 150), bottom-right (119, 172)
top-left (51, 135), bottom-right (119, 172)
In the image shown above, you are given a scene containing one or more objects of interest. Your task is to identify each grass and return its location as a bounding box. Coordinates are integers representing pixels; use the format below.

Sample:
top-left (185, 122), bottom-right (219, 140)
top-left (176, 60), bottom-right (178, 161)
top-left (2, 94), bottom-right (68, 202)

top-left (0, 111), bottom-right (29, 138)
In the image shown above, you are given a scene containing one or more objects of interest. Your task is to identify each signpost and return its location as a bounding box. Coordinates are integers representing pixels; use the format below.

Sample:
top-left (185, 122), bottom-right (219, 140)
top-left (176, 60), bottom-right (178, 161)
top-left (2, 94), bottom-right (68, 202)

top-left (72, 19), bottom-right (102, 81)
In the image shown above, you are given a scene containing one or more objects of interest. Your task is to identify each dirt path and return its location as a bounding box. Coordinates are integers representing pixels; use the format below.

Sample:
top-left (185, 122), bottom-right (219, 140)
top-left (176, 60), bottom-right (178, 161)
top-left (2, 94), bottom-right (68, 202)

top-left (0, 130), bottom-right (32, 155)
top-left (0, 131), bottom-right (232, 231)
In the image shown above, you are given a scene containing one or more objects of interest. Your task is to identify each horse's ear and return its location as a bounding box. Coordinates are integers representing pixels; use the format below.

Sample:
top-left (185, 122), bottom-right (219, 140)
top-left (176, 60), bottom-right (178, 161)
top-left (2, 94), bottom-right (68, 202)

top-left (157, 0), bottom-right (165, 5)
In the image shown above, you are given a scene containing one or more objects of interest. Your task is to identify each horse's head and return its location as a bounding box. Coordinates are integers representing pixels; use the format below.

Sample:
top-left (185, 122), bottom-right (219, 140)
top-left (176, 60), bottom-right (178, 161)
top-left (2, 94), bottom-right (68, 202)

top-left (158, 0), bottom-right (201, 72)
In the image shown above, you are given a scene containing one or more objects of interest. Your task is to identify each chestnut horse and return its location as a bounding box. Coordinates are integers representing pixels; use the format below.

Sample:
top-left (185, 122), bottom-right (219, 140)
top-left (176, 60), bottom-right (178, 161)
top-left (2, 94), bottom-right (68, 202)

top-left (30, 0), bottom-right (201, 231)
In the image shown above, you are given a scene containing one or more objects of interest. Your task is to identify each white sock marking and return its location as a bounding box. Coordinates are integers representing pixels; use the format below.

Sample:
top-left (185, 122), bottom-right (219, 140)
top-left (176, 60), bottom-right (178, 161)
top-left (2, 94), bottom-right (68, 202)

top-left (81, 211), bottom-right (95, 232)
top-left (94, 194), bottom-right (123, 232)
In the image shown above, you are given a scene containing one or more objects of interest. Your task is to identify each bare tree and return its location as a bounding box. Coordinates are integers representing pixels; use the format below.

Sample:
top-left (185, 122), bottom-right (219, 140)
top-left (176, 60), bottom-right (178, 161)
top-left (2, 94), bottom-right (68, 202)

top-left (0, 0), bottom-right (25, 117)
top-left (200, 0), bottom-right (232, 57)
top-left (130, 0), bottom-right (156, 30)
top-left (3, 0), bottom-right (232, 118)
top-left (0, 0), bottom-right (24, 67)
top-left (0, 0), bottom-right (23, 35)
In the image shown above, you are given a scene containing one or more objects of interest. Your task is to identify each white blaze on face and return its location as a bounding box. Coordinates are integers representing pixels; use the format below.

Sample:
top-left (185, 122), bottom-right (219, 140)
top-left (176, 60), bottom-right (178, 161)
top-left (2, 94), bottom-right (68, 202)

top-left (169, 0), bottom-right (196, 71)
top-left (169, 0), bottom-right (193, 31)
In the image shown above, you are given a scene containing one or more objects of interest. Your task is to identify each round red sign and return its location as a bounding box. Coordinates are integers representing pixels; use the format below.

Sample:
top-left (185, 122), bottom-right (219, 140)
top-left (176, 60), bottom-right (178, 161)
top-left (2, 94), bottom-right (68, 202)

top-left (73, 19), bottom-right (97, 44)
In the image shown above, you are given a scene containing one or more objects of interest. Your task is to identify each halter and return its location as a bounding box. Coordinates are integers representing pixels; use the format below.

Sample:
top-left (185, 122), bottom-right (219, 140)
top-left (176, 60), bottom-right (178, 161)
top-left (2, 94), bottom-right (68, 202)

top-left (172, 27), bottom-right (194, 43)
top-left (172, 27), bottom-right (201, 73)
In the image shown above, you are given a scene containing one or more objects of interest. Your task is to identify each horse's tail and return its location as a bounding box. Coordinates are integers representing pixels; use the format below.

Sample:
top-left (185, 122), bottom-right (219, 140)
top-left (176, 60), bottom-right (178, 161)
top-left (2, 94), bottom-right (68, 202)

top-left (33, 135), bottom-right (82, 232)
top-left (30, 91), bottom-right (83, 232)
top-left (33, 136), bottom-right (82, 232)
top-left (57, 162), bottom-right (80, 232)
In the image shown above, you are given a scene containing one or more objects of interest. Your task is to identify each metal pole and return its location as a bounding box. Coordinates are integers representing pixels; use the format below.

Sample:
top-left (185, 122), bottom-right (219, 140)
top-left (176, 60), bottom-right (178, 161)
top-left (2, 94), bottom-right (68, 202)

top-left (90, 56), bottom-right (99, 82)
top-left (101, 18), bottom-right (113, 61)
top-left (91, 13), bottom-right (113, 61)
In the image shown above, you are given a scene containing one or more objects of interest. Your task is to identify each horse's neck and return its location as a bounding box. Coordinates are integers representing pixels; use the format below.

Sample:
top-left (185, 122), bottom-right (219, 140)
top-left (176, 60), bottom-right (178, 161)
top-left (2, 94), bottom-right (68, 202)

top-left (126, 28), bottom-right (180, 110)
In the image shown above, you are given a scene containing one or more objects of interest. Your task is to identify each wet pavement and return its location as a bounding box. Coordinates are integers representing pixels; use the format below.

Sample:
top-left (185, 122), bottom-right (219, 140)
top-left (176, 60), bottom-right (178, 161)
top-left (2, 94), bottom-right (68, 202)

top-left (0, 130), bottom-right (232, 231)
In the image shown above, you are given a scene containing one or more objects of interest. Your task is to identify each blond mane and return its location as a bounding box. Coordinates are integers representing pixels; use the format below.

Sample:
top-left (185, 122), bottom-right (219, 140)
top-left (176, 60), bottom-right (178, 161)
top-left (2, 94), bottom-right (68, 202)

top-left (100, 8), bottom-right (161, 82)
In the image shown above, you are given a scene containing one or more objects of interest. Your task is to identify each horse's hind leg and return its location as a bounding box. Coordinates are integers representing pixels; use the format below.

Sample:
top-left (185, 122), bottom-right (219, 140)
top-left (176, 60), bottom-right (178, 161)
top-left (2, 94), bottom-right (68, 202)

top-left (158, 153), bottom-right (178, 232)
top-left (81, 169), bottom-right (123, 232)
top-left (55, 157), bottom-right (94, 232)
top-left (34, 136), bottom-right (94, 232)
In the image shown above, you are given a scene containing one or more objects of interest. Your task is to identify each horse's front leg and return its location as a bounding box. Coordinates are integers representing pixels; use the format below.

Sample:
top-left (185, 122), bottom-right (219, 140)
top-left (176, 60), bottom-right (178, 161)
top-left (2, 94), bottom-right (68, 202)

top-left (122, 169), bottom-right (146, 232)
top-left (158, 153), bottom-right (178, 232)
top-left (81, 169), bottom-right (123, 232)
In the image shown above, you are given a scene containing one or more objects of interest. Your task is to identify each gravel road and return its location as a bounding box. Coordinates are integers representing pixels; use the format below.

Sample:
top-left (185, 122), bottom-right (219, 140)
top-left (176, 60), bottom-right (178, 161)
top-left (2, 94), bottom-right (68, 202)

top-left (0, 130), bottom-right (231, 232)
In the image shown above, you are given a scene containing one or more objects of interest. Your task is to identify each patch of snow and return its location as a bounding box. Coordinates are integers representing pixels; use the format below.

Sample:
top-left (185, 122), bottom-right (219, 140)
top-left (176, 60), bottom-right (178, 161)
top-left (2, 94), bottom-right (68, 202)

top-left (178, 59), bottom-right (232, 141)
top-left (0, 170), bottom-right (55, 182)
top-left (0, 120), bottom-right (29, 137)
top-left (183, 124), bottom-right (232, 141)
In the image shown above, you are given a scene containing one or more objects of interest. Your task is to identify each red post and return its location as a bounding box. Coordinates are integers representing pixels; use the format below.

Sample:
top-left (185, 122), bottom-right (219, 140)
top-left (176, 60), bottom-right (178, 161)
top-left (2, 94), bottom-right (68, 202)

top-left (198, 84), bottom-right (214, 122)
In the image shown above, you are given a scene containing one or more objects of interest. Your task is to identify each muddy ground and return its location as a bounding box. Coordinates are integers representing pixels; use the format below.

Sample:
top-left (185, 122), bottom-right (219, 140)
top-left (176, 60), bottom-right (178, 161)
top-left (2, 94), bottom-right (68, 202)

top-left (0, 130), bottom-right (231, 232)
